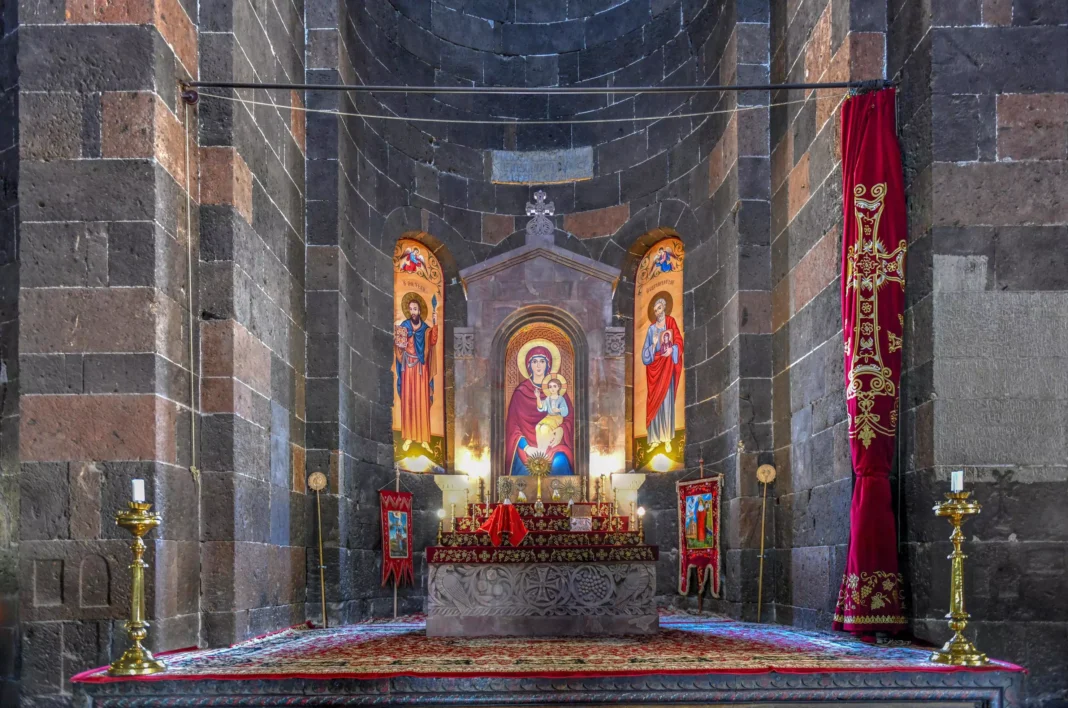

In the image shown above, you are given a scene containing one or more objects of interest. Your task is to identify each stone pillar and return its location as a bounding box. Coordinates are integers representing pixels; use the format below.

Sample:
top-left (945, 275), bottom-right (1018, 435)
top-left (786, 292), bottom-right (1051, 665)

top-left (197, 0), bottom-right (308, 645)
top-left (16, 0), bottom-right (199, 700)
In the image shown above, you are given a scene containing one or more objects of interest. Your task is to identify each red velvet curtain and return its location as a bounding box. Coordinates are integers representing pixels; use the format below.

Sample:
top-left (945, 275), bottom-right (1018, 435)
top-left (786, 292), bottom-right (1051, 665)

top-left (833, 88), bottom-right (908, 634)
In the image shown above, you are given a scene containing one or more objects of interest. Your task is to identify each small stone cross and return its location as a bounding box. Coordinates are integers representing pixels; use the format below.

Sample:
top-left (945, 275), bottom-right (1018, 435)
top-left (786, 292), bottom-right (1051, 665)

top-left (526, 190), bottom-right (555, 218)
top-left (524, 190), bottom-right (555, 246)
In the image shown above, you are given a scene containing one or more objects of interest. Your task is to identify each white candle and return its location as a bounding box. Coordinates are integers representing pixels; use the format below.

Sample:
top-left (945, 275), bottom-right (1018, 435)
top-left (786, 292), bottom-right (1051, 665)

top-left (132, 479), bottom-right (145, 503)
top-left (950, 470), bottom-right (964, 493)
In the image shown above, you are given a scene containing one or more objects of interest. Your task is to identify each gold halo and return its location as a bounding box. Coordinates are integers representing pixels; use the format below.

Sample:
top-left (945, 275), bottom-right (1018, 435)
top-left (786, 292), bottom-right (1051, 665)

top-left (542, 373), bottom-right (567, 398)
top-left (647, 291), bottom-right (673, 324)
top-left (401, 291), bottom-right (427, 319)
top-left (516, 338), bottom-right (561, 378)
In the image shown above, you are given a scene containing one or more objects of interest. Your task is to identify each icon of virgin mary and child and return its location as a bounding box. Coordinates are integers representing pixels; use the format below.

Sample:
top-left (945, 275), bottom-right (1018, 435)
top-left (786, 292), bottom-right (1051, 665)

top-left (505, 343), bottom-right (574, 476)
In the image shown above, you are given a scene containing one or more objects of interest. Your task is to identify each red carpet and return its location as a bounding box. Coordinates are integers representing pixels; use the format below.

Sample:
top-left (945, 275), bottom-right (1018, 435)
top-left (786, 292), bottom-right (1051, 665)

top-left (73, 614), bottom-right (1022, 683)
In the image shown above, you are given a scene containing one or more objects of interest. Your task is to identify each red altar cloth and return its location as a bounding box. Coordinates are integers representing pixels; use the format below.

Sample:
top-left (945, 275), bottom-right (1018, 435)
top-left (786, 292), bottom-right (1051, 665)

top-left (476, 503), bottom-right (529, 547)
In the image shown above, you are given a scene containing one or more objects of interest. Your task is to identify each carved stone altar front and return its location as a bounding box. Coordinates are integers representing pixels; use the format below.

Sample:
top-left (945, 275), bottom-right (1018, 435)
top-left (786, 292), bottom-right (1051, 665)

top-left (427, 562), bottom-right (657, 636)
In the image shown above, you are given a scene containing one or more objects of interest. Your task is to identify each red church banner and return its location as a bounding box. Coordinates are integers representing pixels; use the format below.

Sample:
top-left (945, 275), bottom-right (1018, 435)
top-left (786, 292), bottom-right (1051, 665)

top-left (380, 490), bottom-right (414, 587)
top-left (677, 476), bottom-right (721, 597)
top-left (834, 88), bottom-right (907, 633)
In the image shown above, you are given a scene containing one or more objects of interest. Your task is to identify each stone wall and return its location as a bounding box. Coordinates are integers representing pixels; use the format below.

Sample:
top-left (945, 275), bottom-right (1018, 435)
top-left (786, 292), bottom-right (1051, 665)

top-left (0, 0), bottom-right (18, 701)
top-left (768, 0), bottom-right (885, 628)
top-left (15, 0), bottom-right (201, 703)
top-left (891, 1), bottom-right (1068, 705)
top-left (196, 0), bottom-right (308, 646)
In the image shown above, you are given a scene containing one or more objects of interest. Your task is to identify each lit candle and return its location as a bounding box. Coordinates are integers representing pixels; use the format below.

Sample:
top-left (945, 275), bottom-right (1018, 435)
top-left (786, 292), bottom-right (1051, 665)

top-left (132, 479), bottom-right (145, 503)
top-left (951, 470), bottom-right (964, 493)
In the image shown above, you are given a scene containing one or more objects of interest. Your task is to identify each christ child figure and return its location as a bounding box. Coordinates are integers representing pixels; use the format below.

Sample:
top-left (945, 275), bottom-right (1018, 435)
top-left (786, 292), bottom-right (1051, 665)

top-left (534, 375), bottom-right (569, 452)
top-left (658, 328), bottom-right (675, 359)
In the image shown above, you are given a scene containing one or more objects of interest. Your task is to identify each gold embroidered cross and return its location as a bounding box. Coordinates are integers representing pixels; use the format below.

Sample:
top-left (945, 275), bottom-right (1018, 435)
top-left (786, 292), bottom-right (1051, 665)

top-left (844, 183), bottom-right (907, 448)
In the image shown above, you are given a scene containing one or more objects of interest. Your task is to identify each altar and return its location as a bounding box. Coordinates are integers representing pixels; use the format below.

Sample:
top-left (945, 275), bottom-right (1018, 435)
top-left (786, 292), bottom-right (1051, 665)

top-left (427, 500), bottom-right (658, 636)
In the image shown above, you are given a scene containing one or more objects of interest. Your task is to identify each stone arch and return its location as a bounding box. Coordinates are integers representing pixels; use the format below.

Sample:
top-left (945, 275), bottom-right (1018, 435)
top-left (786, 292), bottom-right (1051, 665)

top-left (490, 305), bottom-right (590, 497)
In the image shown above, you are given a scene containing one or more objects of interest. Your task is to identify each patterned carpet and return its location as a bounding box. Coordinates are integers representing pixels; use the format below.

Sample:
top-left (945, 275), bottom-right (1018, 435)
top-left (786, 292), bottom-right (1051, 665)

top-left (73, 614), bottom-right (1021, 683)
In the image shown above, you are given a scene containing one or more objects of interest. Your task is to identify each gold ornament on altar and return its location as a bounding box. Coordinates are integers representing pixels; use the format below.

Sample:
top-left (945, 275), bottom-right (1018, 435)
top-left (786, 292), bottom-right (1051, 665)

top-left (109, 501), bottom-right (166, 676)
top-left (930, 491), bottom-right (989, 666)
top-left (526, 451), bottom-right (551, 516)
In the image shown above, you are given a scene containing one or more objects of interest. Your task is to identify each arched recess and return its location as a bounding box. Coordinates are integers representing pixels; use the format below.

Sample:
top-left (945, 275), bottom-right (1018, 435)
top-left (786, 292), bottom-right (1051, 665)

top-left (490, 306), bottom-right (590, 498)
top-left (390, 229), bottom-right (462, 472)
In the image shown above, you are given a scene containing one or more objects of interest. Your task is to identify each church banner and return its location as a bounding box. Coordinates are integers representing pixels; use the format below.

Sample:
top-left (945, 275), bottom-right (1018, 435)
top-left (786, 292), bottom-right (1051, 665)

top-left (634, 236), bottom-right (685, 473)
top-left (380, 490), bottom-right (414, 587)
top-left (393, 238), bottom-right (445, 473)
top-left (677, 476), bottom-right (721, 597)
top-left (834, 88), bottom-right (908, 633)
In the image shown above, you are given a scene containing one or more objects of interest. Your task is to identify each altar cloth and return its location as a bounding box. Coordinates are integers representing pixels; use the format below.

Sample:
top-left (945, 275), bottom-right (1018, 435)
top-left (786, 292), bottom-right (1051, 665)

top-left (72, 614), bottom-right (1023, 683)
top-left (476, 503), bottom-right (528, 546)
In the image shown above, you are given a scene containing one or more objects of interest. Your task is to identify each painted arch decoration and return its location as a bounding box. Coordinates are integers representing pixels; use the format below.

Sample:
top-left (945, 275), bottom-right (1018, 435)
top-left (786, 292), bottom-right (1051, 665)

top-left (392, 238), bottom-right (445, 473)
top-left (634, 236), bottom-right (685, 473)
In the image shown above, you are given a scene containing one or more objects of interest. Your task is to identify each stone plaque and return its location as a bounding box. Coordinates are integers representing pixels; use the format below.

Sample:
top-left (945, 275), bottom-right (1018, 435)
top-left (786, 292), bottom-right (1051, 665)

top-left (491, 147), bottom-right (594, 185)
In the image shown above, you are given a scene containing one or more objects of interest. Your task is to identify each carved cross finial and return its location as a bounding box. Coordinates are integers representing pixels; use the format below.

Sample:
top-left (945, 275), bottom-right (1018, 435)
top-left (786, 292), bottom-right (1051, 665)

top-left (524, 190), bottom-right (555, 246)
top-left (526, 190), bottom-right (554, 218)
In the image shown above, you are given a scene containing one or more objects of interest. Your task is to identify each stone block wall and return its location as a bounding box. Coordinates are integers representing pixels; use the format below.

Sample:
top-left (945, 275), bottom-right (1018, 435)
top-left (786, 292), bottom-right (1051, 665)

top-left (0, 0), bottom-right (18, 701)
top-left (15, 0), bottom-right (201, 703)
top-left (890, 1), bottom-right (1068, 704)
top-left (768, 0), bottom-right (886, 629)
top-left (196, 0), bottom-right (308, 647)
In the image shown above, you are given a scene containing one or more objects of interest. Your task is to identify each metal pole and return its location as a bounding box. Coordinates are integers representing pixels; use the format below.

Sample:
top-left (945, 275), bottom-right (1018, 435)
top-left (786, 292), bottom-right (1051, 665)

top-left (183, 79), bottom-right (892, 96)
top-left (315, 489), bottom-right (328, 629)
top-left (393, 467), bottom-right (400, 620)
top-left (756, 481), bottom-right (768, 622)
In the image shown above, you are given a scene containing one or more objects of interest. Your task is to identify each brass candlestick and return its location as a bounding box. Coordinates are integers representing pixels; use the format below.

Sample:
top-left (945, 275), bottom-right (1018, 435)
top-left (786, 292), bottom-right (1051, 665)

top-left (109, 502), bottom-right (165, 676)
top-left (478, 476), bottom-right (485, 505)
top-left (930, 491), bottom-right (989, 666)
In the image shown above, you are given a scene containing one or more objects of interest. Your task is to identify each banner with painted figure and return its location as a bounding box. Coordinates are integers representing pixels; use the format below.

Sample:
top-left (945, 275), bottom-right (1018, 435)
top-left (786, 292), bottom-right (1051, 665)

top-left (379, 490), bottom-right (414, 587)
top-left (677, 475), bottom-right (721, 597)
top-left (634, 237), bottom-right (685, 472)
top-left (393, 238), bottom-right (445, 473)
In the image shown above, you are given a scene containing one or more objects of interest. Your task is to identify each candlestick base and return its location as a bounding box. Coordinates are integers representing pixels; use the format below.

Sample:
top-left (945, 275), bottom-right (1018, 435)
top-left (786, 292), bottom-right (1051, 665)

top-left (929, 626), bottom-right (989, 666)
top-left (108, 631), bottom-right (166, 676)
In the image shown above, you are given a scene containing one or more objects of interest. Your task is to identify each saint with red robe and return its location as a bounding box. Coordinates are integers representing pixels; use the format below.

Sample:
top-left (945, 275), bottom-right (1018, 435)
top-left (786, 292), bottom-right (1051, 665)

top-left (395, 296), bottom-right (437, 452)
top-left (641, 296), bottom-right (684, 453)
top-left (505, 345), bottom-right (574, 476)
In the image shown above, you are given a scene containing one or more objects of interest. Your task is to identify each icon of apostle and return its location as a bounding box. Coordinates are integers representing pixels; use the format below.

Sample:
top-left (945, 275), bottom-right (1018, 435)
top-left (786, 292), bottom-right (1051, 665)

top-left (395, 293), bottom-right (438, 453)
top-left (641, 293), bottom-right (684, 453)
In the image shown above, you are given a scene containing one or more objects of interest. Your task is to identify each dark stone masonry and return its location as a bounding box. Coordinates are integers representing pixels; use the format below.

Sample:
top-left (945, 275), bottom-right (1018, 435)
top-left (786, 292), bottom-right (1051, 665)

top-left (0, 0), bottom-right (1065, 706)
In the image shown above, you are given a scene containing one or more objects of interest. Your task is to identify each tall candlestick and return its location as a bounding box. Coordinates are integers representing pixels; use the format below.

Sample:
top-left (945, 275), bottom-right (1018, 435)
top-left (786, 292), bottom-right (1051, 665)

top-left (951, 470), bottom-right (964, 492)
top-left (132, 479), bottom-right (145, 503)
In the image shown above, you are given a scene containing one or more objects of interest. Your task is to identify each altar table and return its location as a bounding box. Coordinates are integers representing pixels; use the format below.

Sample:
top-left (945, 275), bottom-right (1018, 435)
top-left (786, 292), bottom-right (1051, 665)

top-left (427, 502), bottom-right (659, 637)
